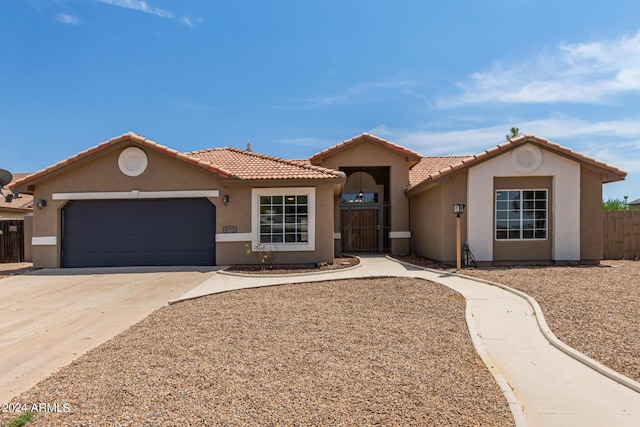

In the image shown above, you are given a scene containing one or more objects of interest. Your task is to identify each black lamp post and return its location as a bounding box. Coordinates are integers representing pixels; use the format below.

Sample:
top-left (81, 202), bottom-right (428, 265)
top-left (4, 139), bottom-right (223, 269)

top-left (453, 204), bottom-right (465, 270)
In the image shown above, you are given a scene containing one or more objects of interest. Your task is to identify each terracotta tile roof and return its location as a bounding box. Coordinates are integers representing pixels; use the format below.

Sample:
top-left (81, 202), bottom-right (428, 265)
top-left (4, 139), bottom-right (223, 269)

top-left (1, 173), bottom-right (34, 211)
top-left (409, 156), bottom-right (474, 187)
top-left (309, 133), bottom-right (423, 163)
top-left (186, 148), bottom-right (344, 180)
top-left (10, 132), bottom-right (238, 191)
top-left (406, 134), bottom-right (627, 193)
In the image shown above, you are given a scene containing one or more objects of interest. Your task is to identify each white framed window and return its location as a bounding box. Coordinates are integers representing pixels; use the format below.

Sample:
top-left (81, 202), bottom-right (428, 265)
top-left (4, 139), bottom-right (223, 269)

top-left (495, 189), bottom-right (547, 240)
top-left (251, 187), bottom-right (315, 251)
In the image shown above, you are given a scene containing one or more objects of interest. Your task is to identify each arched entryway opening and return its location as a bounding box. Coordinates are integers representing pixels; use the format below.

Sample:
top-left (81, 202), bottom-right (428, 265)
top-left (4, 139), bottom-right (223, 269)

top-left (339, 167), bottom-right (390, 253)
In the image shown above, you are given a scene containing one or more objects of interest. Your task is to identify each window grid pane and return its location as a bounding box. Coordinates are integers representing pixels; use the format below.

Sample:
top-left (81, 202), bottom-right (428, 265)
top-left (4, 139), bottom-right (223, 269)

top-left (259, 194), bottom-right (309, 244)
top-left (496, 189), bottom-right (547, 240)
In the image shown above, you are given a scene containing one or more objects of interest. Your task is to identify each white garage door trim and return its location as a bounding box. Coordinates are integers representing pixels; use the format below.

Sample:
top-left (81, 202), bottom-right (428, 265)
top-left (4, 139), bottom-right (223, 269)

top-left (53, 190), bottom-right (219, 200)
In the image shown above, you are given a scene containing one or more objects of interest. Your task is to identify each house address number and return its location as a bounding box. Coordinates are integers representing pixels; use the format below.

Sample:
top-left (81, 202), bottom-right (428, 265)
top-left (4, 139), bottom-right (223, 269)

top-left (222, 226), bottom-right (237, 233)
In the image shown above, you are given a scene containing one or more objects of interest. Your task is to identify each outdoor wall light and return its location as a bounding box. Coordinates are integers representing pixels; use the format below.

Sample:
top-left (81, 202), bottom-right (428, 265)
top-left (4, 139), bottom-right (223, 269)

top-left (453, 203), bottom-right (465, 217)
top-left (452, 203), bottom-right (466, 271)
top-left (222, 194), bottom-right (230, 205)
top-left (37, 199), bottom-right (47, 208)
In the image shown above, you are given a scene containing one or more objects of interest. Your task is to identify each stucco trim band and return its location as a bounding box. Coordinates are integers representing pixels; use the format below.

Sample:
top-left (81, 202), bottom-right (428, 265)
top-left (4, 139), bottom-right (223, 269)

top-left (52, 190), bottom-right (220, 200)
top-left (215, 233), bottom-right (253, 243)
top-left (32, 236), bottom-right (56, 246)
top-left (389, 231), bottom-right (412, 238)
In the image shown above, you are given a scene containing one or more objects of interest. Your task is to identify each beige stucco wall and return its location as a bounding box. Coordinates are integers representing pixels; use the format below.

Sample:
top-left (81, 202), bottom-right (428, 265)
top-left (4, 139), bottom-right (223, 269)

top-left (409, 171), bottom-right (467, 263)
top-left (410, 184), bottom-right (445, 260)
top-left (216, 184), bottom-right (335, 265)
top-left (23, 214), bottom-right (33, 262)
top-left (27, 143), bottom-right (226, 268)
top-left (24, 141), bottom-right (335, 267)
top-left (312, 139), bottom-right (412, 255)
top-left (580, 167), bottom-right (603, 262)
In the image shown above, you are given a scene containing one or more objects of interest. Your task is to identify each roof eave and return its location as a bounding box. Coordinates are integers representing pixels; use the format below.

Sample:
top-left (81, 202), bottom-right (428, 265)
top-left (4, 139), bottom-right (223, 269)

top-left (9, 133), bottom-right (236, 191)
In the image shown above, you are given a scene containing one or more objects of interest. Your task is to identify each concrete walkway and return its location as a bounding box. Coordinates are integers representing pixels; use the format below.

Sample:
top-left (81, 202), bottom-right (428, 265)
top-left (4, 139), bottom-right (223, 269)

top-left (172, 256), bottom-right (640, 427)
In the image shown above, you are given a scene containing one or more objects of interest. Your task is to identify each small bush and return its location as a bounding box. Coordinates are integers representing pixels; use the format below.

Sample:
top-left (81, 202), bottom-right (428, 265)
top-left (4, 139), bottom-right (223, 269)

top-left (7, 411), bottom-right (34, 427)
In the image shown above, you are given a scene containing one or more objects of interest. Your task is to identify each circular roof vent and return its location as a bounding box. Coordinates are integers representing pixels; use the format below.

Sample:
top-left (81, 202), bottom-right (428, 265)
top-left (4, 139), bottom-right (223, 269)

top-left (511, 145), bottom-right (542, 173)
top-left (118, 147), bottom-right (148, 176)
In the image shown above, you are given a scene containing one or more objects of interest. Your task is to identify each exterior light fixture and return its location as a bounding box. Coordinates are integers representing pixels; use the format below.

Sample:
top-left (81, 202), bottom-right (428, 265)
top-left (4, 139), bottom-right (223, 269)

top-left (452, 203), bottom-right (466, 271)
top-left (355, 168), bottom-right (364, 203)
top-left (37, 199), bottom-right (47, 208)
top-left (222, 195), bottom-right (230, 205)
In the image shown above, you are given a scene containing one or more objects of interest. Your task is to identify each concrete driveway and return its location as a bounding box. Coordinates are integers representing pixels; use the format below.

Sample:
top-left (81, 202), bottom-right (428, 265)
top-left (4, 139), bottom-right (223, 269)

top-left (0, 267), bottom-right (220, 403)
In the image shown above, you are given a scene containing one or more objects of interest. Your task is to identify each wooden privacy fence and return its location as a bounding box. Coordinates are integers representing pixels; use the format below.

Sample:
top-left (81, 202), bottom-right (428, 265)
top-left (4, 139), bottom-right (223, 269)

top-left (603, 210), bottom-right (640, 260)
top-left (0, 220), bottom-right (25, 263)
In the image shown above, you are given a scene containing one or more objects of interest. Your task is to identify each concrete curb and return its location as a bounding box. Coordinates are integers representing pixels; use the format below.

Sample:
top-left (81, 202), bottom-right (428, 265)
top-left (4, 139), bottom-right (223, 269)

top-left (456, 272), bottom-right (640, 395)
top-left (386, 256), bottom-right (640, 395)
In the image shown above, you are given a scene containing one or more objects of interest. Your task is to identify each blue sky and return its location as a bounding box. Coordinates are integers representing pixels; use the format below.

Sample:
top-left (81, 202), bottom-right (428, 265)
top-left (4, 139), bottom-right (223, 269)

top-left (2, 0), bottom-right (639, 201)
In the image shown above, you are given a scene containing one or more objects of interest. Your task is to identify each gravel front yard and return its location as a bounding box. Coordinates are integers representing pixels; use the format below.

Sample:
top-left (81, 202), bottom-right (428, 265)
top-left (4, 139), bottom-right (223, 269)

top-left (398, 257), bottom-right (640, 383)
top-left (2, 278), bottom-right (513, 426)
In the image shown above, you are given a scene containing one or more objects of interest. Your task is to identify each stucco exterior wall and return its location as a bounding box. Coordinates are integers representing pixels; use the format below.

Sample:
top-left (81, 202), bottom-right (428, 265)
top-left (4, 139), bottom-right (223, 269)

top-left (28, 143), bottom-right (225, 268)
top-left (312, 140), bottom-right (412, 254)
top-left (26, 142), bottom-right (335, 267)
top-left (409, 171), bottom-right (467, 263)
top-left (580, 166), bottom-right (603, 262)
top-left (410, 184), bottom-right (445, 260)
top-left (467, 144), bottom-right (581, 262)
top-left (23, 214), bottom-right (33, 262)
top-left (217, 188), bottom-right (334, 264)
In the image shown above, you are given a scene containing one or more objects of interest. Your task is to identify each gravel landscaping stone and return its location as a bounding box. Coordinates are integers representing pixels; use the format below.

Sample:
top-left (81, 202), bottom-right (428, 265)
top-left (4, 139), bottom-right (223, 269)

top-left (1, 278), bottom-right (513, 426)
top-left (396, 256), bottom-right (640, 383)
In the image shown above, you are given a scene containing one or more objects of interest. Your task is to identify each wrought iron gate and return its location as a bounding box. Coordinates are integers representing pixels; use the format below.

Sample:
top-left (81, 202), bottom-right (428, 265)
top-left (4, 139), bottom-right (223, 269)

top-left (340, 202), bottom-right (390, 252)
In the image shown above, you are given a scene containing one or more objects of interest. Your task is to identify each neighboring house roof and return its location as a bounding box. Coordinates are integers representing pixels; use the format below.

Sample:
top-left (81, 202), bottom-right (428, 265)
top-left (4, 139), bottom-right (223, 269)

top-left (309, 133), bottom-right (423, 164)
top-left (406, 134), bottom-right (627, 194)
top-left (1, 173), bottom-right (33, 212)
top-left (409, 156), bottom-right (474, 187)
top-left (186, 148), bottom-right (344, 180)
top-left (629, 198), bottom-right (640, 206)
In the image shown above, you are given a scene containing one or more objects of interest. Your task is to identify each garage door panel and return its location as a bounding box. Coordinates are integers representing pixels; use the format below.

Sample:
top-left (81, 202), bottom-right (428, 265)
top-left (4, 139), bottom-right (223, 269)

top-left (62, 199), bottom-right (216, 267)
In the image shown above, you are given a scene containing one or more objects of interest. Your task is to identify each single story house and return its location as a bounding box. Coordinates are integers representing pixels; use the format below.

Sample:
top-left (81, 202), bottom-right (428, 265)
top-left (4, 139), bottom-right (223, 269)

top-left (11, 132), bottom-right (626, 268)
top-left (629, 198), bottom-right (640, 210)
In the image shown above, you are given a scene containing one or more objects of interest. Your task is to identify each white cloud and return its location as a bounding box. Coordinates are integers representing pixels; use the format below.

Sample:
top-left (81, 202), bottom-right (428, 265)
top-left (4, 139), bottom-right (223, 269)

top-left (95, 0), bottom-right (201, 27)
top-left (441, 30), bottom-right (640, 106)
top-left (55, 13), bottom-right (79, 25)
top-left (96, 0), bottom-right (174, 18)
top-left (370, 117), bottom-right (640, 171)
top-left (178, 16), bottom-right (203, 28)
